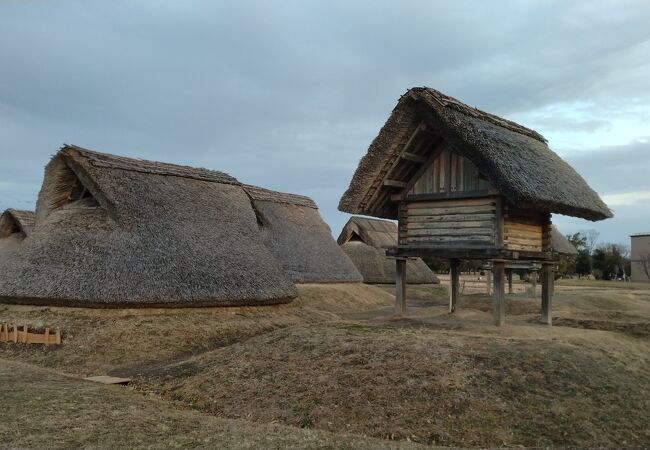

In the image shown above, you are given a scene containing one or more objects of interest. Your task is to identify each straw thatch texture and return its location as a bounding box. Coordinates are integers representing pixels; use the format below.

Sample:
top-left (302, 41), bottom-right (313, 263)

top-left (551, 225), bottom-right (578, 256)
top-left (0, 145), bottom-right (298, 307)
top-left (338, 217), bottom-right (439, 284)
top-left (339, 87), bottom-right (612, 221)
top-left (0, 209), bottom-right (35, 262)
top-left (0, 209), bottom-right (35, 238)
top-left (243, 185), bottom-right (362, 283)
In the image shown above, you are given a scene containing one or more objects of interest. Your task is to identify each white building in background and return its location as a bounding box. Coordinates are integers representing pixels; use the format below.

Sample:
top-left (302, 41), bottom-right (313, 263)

top-left (631, 233), bottom-right (650, 283)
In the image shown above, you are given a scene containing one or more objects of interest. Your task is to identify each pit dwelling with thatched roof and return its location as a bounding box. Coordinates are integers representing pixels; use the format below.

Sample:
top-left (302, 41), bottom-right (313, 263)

top-left (337, 216), bottom-right (438, 284)
top-left (0, 209), bottom-right (35, 259)
top-left (0, 145), bottom-right (309, 307)
top-left (339, 87), bottom-right (611, 325)
top-left (244, 185), bottom-right (362, 284)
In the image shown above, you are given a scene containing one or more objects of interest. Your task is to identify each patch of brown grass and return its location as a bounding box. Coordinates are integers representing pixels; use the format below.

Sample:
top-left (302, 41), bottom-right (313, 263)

top-left (0, 360), bottom-right (423, 450)
top-left (0, 283), bottom-right (393, 376)
top-left (134, 324), bottom-right (650, 448)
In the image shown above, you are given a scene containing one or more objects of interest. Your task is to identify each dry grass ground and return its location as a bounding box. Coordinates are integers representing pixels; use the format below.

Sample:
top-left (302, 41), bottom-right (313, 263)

top-left (0, 359), bottom-right (422, 450)
top-left (2, 281), bottom-right (650, 448)
top-left (0, 283), bottom-right (392, 376)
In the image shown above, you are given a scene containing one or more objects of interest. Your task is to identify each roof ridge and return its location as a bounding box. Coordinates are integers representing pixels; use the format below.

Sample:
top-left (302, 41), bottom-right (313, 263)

top-left (412, 87), bottom-right (547, 143)
top-left (243, 184), bottom-right (317, 209)
top-left (61, 144), bottom-right (241, 185)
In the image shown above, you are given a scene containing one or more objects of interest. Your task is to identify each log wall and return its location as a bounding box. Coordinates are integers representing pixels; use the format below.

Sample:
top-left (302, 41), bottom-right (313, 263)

top-left (400, 197), bottom-right (497, 246)
top-left (502, 205), bottom-right (546, 252)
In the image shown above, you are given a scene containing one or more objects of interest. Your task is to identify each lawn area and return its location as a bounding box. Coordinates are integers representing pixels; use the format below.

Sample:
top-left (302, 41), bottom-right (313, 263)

top-left (2, 281), bottom-right (649, 448)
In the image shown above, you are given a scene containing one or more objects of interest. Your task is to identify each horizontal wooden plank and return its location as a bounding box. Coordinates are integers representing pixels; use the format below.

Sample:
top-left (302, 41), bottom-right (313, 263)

top-left (406, 227), bottom-right (494, 237)
top-left (403, 213), bottom-right (496, 223)
top-left (503, 230), bottom-right (543, 240)
top-left (407, 235), bottom-right (494, 243)
top-left (504, 222), bottom-right (543, 232)
top-left (505, 243), bottom-right (543, 251)
top-left (505, 238), bottom-right (542, 247)
top-left (407, 205), bottom-right (496, 216)
top-left (407, 197), bottom-right (496, 208)
top-left (404, 220), bottom-right (495, 230)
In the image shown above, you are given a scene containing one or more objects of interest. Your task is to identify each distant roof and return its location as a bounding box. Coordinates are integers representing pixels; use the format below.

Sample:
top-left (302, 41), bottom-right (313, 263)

top-left (631, 233), bottom-right (650, 237)
top-left (0, 209), bottom-right (35, 238)
top-left (337, 216), bottom-right (398, 248)
top-left (339, 87), bottom-right (612, 221)
top-left (550, 226), bottom-right (578, 256)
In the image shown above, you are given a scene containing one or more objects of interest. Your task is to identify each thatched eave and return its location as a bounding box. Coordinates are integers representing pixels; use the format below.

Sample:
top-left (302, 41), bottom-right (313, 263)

top-left (339, 87), bottom-right (612, 222)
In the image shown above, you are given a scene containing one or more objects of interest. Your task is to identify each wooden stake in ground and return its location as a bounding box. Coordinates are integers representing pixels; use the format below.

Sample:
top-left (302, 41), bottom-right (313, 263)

top-left (530, 268), bottom-right (538, 297)
top-left (395, 258), bottom-right (407, 315)
top-left (492, 260), bottom-right (506, 326)
top-left (541, 262), bottom-right (554, 325)
top-left (449, 258), bottom-right (460, 313)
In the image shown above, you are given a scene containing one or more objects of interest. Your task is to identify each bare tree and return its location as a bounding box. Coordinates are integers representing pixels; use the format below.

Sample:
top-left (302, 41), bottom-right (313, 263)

top-left (580, 229), bottom-right (600, 273)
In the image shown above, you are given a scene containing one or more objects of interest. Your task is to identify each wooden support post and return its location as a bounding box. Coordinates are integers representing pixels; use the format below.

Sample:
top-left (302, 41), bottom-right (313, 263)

top-left (486, 269), bottom-right (492, 295)
top-left (507, 269), bottom-right (513, 294)
top-left (492, 260), bottom-right (506, 326)
top-left (23, 321), bottom-right (28, 343)
top-left (530, 269), bottom-right (538, 297)
top-left (449, 259), bottom-right (460, 313)
top-left (55, 329), bottom-right (61, 345)
top-left (541, 262), bottom-right (554, 325)
top-left (395, 258), bottom-right (407, 315)
top-left (44, 328), bottom-right (50, 346)
top-left (12, 323), bottom-right (17, 343)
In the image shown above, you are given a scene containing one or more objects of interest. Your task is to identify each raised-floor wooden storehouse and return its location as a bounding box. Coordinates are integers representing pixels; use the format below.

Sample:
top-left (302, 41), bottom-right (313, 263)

top-left (339, 87), bottom-right (611, 325)
top-left (337, 216), bottom-right (439, 284)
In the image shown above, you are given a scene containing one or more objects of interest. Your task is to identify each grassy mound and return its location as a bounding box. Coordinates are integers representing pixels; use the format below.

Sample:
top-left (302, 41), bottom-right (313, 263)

top-left (138, 323), bottom-right (650, 448)
top-left (0, 360), bottom-right (422, 450)
top-left (0, 283), bottom-right (393, 376)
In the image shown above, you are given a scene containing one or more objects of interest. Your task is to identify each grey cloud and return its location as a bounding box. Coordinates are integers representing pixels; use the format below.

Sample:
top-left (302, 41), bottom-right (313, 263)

top-left (1, 0), bottom-right (649, 243)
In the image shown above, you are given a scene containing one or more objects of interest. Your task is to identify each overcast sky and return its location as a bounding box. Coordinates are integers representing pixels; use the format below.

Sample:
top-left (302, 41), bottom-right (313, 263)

top-left (1, 0), bottom-right (649, 246)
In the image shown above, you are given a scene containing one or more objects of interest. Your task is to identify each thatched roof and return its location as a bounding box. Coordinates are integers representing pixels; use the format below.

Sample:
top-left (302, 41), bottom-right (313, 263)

top-left (338, 217), bottom-right (439, 284)
top-left (243, 185), bottom-right (362, 283)
top-left (551, 225), bottom-right (578, 256)
top-left (0, 209), bottom-right (35, 238)
top-left (0, 145), bottom-right (298, 307)
top-left (339, 87), bottom-right (612, 221)
top-left (0, 209), bottom-right (35, 260)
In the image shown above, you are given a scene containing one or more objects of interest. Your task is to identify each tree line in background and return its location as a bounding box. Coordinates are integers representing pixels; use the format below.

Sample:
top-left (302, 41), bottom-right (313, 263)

top-left (559, 230), bottom-right (630, 280)
top-left (423, 230), bottom-right (632, 281)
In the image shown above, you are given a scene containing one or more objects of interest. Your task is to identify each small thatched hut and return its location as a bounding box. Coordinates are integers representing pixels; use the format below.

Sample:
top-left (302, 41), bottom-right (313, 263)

top-left (550, 225), bottom-right (578, 256)
top-left (243, 185), bottom-right (362, 283)
top-left (0, 209), bottom-right (35, 257)
top-left (0, 145), bottom-right (297, 307)
top-left (339, 87), bottom-right (611, 325)
top-left (337, 216), bottom-right (439, 284)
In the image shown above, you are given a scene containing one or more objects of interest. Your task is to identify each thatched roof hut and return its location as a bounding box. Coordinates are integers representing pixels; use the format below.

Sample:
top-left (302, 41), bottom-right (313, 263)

top-left (0, 145), bottom-right (298, 307)
top-left (550, 226), bottom-right (578, 256)
top-left (339, 87), bottom-right (611, 222)
top-left (337, 87), bottom-right (611, 325)
top-left (243, 185), bottom-right (362, 283)
top-left (337, 217), bottom-right (439, 284)
top-left (0, 209), bottom-right (35, 258)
